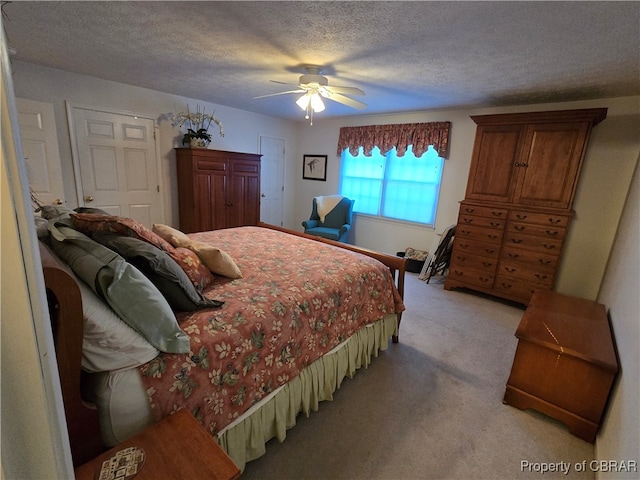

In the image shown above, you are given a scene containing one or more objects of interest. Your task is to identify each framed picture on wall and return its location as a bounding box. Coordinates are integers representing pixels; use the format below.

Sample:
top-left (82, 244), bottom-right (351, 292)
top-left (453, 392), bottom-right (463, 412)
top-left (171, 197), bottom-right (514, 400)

top-left (303, 155), bottom-right (327, 181)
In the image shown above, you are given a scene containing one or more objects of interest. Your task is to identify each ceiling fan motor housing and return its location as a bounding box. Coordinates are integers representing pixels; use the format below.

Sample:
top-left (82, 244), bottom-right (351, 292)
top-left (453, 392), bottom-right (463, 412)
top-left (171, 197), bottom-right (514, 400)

top-left (299, 74), bottom-right (328, 88)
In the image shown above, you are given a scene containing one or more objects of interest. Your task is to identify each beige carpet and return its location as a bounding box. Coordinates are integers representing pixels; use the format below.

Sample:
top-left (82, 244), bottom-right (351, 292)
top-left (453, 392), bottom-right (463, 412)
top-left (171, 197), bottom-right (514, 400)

top-left (240, 273), bottom-right (596, 479)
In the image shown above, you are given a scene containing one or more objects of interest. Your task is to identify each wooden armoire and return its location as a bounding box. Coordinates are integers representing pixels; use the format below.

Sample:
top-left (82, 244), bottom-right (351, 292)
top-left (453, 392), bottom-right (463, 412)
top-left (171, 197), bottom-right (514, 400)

top-left (176, 148), bottom-right (262, 233)
top-left (444, 108), bottom-right (607, 305)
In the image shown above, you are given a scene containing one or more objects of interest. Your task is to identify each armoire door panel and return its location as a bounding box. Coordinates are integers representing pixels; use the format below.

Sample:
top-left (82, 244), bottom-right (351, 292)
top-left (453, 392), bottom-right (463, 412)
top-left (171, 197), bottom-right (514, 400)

top-left (465, 125), bottom-right (525, 203)
top-left (513, 122), bottom-right (590, 208)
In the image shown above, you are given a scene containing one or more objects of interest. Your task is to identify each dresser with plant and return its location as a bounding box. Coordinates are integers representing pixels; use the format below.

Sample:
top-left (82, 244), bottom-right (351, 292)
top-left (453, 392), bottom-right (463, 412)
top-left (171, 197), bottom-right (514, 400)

top-left (444, 108), bottom-right (607, 305)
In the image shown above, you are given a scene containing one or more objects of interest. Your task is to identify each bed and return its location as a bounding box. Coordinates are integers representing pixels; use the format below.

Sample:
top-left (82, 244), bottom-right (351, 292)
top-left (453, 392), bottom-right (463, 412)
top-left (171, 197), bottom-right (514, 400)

top-left (37, 211), bottom-right (406, 471)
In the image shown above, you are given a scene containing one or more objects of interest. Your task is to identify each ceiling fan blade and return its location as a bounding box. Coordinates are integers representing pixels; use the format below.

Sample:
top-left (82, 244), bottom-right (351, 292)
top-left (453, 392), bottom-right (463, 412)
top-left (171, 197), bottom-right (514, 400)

top-left (324, 85), bottom-right (365, 96)
top-left (253, 89), bottom-right (306, 99)
top-left (321, 91), bottom-right (367, 110)
top-left (270, 80), bottom-right (304, 87)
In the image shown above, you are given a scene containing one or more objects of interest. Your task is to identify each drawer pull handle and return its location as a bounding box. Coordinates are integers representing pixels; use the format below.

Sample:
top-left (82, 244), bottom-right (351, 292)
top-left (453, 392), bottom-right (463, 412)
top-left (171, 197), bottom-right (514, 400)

top-left (514, 225), bottom-right (525, 231)
top-left (459, 244), bottom-right (469, 249)
top-left (516, 214), bottom-right (527, 220)
top-left (511, 239), bottom-right (523, 244)
top-left (501, 283), bottom-right (512, 289)
top-left (492, 212), bottom-right (503, 217)
top-left (504, 267), bottom-right (516, 273)
top-left (464, 208), bottom-right (475, 213)
top-left (535, 273), bottom-right (548, 280)
top-left (508, 253), bottom-right (520, 259)
top-left (542, 243), bottom-right (556, 250)
top-left (482, 262), bottom-right (493, 267)
top-left (456, 256), bottom-right (466, 261)
top-left (461, 230), bottom-right (471, 235)
top-left (487, 235), bottom-right (498, 240)
top-left (453, 271), bottom-right (463, 276)
top-left (463, 218), bottom-right (473, 224)
top-left (549, 218), bottom-right (562, 224)
top-left (545, 230), bottom-right (559, 236)
top-left (538, 259), bottom-right (552, 265)
top-left (485, 249), bottom-right (496, 254)
top-left (479, 277), bottom-right (490, 283)
top-left (490, 222), bottom-right (501, 228)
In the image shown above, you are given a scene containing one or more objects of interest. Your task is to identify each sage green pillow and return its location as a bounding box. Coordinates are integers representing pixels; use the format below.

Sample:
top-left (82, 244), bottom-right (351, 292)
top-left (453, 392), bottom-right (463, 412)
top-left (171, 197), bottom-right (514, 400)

top-left (49, 223), bottom-right (190, 354)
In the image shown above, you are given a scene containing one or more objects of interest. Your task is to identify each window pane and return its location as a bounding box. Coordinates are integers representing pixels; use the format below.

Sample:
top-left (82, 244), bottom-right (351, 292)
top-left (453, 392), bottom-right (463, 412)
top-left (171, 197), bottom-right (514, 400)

top-left (340, 144), bottom-right (444, 225)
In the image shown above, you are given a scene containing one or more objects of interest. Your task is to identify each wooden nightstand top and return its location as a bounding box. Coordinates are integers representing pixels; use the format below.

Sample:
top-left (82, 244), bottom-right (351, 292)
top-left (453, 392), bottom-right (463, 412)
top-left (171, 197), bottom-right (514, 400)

top-left (75, 409), bottom-right (240, 480)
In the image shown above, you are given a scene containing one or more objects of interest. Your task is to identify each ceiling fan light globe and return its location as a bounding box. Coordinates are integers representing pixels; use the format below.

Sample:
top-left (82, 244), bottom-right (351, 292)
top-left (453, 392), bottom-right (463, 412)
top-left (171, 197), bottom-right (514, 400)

top-left (296, 94), bottom-right (311, 111)
top-left (310, 93), bottom-right (325, 112)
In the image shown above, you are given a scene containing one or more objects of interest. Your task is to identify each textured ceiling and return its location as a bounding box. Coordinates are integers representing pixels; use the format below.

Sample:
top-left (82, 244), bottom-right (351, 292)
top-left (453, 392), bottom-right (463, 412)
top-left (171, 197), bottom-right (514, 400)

top-left (3, 1), bottom-right (639, 121)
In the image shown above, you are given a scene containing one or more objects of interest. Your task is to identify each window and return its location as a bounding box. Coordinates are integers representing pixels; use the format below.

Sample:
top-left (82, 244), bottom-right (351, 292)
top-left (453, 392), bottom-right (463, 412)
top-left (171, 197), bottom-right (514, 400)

top-left (339, 144), bottom-right (444, 225)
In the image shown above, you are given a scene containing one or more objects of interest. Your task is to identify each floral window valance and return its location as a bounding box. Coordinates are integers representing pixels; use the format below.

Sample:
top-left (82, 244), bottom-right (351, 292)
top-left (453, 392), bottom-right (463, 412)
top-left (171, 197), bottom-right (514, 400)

top-left (337, 121), bottom-right (451, 158)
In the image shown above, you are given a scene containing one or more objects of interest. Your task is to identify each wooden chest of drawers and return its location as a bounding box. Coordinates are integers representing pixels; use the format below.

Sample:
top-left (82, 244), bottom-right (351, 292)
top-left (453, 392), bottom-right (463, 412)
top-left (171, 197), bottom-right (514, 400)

top-left (503, 290), bottom-right (618, 442)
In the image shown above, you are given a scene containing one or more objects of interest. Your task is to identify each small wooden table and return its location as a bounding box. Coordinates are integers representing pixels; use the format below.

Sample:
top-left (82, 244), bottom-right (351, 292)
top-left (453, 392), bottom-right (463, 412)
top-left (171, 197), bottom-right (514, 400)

top-left (503, 290), bottom-right (618, 442)
top-left (75, 409), bottom-right (240, 480)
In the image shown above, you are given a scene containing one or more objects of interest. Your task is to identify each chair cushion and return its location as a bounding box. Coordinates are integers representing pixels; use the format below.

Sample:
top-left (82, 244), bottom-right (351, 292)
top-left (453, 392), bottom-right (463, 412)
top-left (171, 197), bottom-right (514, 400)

top-left (304, 226), bottom-right (341, 241)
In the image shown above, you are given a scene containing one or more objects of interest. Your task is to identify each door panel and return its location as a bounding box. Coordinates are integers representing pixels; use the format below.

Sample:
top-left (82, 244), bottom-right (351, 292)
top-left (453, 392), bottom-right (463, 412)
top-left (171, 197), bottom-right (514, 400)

top-left (513, 122), bottom-right (590, 208)
top-left (16, 98), bottom-right (65, 208)
top-left (259, 135), bottom-right (285, 226)
top-left (70, 106), bottom-right (162, 227)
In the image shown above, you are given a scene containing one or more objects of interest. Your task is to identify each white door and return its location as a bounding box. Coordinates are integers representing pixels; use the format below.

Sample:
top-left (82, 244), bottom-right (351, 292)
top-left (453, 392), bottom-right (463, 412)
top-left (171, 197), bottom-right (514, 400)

top-left (259, 135), bottom-right (285, 226)
top-left (69, 106), bottom-right (163, 227)
top-left (16, 98), bottom-right (65, 209)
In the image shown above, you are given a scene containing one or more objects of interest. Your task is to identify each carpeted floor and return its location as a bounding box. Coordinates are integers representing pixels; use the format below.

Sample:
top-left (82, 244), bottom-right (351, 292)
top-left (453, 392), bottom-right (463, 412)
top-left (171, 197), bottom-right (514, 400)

top-left (240, 273), bottom-right (596, 479)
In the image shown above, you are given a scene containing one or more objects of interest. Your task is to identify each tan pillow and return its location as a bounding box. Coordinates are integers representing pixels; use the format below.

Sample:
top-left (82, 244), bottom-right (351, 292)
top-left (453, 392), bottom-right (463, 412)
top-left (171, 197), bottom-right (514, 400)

top-left (185, 240), bottom-right (242, 279)
top-left (152, 224), bottom-right (242, 279)
top-left (152, 224), bottom-right (189, 244)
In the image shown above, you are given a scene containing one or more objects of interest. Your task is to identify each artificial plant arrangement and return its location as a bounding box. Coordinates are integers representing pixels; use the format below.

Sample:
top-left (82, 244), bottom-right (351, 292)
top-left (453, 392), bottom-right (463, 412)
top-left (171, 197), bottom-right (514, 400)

top-left (171, 105), bottom-right (224, 147)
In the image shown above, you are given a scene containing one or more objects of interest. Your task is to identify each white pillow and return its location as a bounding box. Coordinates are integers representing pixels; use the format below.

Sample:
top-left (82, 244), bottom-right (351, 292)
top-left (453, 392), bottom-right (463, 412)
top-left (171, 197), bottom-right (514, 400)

top-left (78, 279), bottom-right (160, 373)
top-left (42, 241), bottom-right (159, 371)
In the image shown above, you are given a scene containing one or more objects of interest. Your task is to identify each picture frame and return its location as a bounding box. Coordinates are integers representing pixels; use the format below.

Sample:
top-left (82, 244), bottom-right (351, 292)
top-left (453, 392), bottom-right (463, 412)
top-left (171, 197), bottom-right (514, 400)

top-left (303, 155), bottom-right (327, 181)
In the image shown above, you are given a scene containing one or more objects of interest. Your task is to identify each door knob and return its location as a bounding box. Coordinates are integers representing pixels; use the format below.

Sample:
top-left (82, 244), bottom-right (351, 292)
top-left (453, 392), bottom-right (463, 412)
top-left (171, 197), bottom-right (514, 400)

top-left (85, 196), bottom-right (94, 202)
top-left (261, 193), bottom-right (266, 197)
top-left (53, 198), bottom-right (63, 205)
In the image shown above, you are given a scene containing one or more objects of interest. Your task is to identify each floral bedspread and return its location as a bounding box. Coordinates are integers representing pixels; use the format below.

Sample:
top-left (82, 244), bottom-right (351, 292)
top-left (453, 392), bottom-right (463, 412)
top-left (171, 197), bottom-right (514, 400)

top-left (139, 226), bottom-right (404, 435)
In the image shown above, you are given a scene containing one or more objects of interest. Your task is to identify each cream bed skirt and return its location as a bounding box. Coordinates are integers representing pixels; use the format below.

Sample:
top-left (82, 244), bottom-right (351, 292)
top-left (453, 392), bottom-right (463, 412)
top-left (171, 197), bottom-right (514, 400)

top-left (87, 313), bottom-right (398, 472)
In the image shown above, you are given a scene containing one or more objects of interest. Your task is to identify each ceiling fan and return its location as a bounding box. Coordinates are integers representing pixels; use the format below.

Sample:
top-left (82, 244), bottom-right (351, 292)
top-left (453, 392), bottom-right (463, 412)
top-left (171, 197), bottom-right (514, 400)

top-left (254, 66), bottom-right (366, 124)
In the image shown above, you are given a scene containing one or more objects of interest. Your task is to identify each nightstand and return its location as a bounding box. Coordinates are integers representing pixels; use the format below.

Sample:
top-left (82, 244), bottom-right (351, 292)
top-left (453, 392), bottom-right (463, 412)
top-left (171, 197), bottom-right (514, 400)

top-left (74, 409), bottom-right (240, 480)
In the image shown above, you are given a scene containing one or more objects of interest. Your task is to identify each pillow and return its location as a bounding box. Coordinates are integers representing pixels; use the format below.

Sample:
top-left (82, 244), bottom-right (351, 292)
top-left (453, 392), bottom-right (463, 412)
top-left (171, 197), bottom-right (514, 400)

top-left (173, 237), bottom-right (242, 279)
top-left (40, 243), bottom-right (159, 372)
top-left (92, 231), bottom-right (223, 312)
top-left (74, 207), bottom-right (111, 215)
top-left (34, 216), bottom-right (50, 240)
top-left (152, 223), bottom-right (189, 244)
top-left (49, 222), bottom-right (190, 354)
top-left (169, 246), bottom-right (217, 290)
top-left (152, 224), bottom-right (242, 279)
top-left (40, 205), bottom-right (74, 225)
top-left (71, 213), bottom-right (173, 251)
top-left (72, 214), bottom-right (214, 290)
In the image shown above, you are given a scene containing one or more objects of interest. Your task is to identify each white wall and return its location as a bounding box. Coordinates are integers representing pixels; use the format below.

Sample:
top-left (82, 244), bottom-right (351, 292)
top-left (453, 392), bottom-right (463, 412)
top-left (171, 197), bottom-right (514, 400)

top-left (11, 61), bottom-right (301, 229)
top-left (292, 97), bottom-right (640, 301)
top-left (596, 161), bottom-right (639, 478)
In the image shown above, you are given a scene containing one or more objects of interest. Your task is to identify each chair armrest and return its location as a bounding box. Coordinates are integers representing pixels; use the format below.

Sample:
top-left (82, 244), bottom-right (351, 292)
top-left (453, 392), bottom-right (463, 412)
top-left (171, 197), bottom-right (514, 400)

top-left (339, 224), bottom-right (351, 235)
top-left (302, 219), bottom-right (319, 229)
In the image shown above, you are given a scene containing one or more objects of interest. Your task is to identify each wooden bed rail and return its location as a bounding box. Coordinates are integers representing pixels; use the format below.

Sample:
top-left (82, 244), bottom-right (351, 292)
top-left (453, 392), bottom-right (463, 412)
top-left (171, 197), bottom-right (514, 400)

top-left (257, 222), bottom-right (407, 342)
top-left (39, 243), bottom-right (104, 466)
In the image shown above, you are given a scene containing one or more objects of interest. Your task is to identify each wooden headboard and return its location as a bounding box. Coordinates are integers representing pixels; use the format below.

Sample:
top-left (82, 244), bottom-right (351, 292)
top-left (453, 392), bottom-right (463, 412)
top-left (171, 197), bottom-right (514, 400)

top-left (39, 242), bottom-right (104, 466)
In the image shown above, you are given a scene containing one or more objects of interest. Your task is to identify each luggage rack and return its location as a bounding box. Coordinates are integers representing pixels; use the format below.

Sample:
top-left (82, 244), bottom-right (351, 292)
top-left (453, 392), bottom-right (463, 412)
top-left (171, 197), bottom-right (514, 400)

top-left (419, 225), bottom-right (456, 284)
